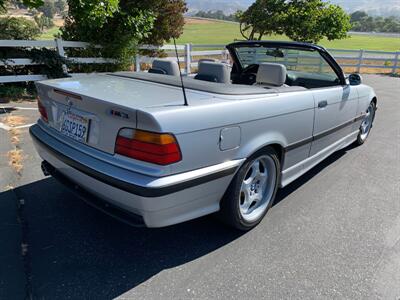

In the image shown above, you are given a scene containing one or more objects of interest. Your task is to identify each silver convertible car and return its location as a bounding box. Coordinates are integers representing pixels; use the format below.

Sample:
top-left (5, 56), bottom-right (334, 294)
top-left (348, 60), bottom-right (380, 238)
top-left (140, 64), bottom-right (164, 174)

top-left (31, 41), bottom-right (377, 230)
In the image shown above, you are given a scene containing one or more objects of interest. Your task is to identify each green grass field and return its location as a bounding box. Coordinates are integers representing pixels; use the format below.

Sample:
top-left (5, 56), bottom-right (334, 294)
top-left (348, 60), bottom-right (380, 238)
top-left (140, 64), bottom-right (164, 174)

top-left (38, 26), bottom-right (61, 40)
top-left (177, 21), bottom-right (400, 51)
top-left (39, 19), bottom-right (400, 51)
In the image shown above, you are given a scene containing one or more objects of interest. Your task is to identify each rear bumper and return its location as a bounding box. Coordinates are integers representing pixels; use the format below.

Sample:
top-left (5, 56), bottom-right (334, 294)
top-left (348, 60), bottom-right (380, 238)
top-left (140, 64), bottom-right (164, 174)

top-left (41, 160), bottom-right (146, 227)
top-left (30, 124), bottom-right (242, 227)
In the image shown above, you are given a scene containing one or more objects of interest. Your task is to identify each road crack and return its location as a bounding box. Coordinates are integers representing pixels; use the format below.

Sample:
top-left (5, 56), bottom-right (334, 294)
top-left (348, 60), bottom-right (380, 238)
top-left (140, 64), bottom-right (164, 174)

top-left (15, 188), bottom-right (33, 300)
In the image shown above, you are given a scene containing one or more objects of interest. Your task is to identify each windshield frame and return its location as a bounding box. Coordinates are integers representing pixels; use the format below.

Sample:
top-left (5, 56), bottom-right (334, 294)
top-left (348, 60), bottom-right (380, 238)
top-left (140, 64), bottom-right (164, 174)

top-left (226, 41), bottom-right (346, 86)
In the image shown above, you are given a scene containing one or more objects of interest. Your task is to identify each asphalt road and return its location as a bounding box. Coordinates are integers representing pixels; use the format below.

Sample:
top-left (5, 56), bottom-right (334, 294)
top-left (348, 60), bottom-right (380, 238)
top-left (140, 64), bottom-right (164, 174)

top-left (0, 75), bottom-right (399, 299)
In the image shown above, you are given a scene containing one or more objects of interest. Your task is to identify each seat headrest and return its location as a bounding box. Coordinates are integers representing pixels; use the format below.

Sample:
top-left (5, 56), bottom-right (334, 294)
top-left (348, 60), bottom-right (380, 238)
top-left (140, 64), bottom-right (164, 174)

top-left (148, 67), bottom-right (167, 75)
top-left (195, 61), bottom-right (230, 84)
top-left (256, 63), bottom-right (287, 86)
top-left (198, 58), bottom-right (218, 63)
top-left (150, 59), bottom-right (180, 76)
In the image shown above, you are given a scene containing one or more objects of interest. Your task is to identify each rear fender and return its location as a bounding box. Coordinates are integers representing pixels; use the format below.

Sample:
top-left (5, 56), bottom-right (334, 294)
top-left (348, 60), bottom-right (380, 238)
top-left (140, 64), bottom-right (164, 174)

top-left (236, 131), bottom-right (287, 163)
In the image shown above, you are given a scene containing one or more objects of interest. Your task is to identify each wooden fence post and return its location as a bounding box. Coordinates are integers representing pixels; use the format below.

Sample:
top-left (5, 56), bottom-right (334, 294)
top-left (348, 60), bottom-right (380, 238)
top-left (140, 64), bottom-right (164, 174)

top-left (283, 49), bottom-right (289, 66)
top-left (185, 43), bottom-right (192, 75)
top-left (392, 52), bottom-right (400, 74)
top-left (135, 53), bottom-right (141, 72)
top-left (357, 49), bottom-right (364, 73)
top-left (55, 38), bottom-right (68, 75)
top-left (319, 57), bottom-right (324, 73)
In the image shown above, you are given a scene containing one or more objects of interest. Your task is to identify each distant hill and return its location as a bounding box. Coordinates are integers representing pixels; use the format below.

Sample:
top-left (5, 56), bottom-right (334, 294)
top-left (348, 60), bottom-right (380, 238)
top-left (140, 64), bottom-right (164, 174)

top-left (185, 0), bottom-right (253, 15)
top-left (186, 0), bottom-right (400, 17)
top-left (331, 0), bottom-right (400, 17)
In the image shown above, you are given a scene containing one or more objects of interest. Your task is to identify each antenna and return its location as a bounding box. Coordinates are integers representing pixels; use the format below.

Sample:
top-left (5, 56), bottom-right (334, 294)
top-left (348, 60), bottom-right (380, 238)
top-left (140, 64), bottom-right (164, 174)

top-left (173, 37), bottom-right (188, 106)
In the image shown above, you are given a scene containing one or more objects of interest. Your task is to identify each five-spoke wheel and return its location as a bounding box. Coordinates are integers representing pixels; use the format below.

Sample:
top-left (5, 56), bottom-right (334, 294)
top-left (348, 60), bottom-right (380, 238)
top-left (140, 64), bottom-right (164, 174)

top-left (239, 155), bottom-right (276, 223)
top-left (219, 147), bottom-right (280, 231)
top-left (357, 101), bottom-right (376, 145)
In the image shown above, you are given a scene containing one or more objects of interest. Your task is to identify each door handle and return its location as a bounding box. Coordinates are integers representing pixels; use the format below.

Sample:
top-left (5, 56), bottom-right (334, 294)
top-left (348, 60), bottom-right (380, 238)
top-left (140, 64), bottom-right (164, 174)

top-left (318, 100), bottom-right (328, 109)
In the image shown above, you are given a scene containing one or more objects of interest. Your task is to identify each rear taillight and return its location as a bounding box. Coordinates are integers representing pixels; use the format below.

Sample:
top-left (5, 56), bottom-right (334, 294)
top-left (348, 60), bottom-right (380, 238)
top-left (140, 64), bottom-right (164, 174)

top-left (37, 99), bottom-right (48, 123)
top-left (115, 129), bottom-right (182, 165)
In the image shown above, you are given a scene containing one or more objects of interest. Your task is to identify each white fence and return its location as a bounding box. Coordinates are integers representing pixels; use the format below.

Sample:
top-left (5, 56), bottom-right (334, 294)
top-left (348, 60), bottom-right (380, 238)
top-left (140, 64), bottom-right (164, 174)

top-left (1, 39), bottom-right (399, 84)
top-left (135, 44), bottom-right (230, 75)
top-left (0, 39), bottom-right (115, 83)
top-left (136, 45), bottom-right (400, 74)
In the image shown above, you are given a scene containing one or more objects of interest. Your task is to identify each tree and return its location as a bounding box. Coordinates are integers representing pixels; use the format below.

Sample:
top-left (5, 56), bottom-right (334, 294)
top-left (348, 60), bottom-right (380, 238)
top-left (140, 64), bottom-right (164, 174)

top-left (62, 0), bottom-right (154, 61)
top-left (237, 0), bottom-right (351, 43)
top-left (140, 0), bottom-right (187, 46)
top-left (62, 0), bottom-right (187, 62)
top-left (38, 0), bottom-right (56, 18)
top-left (1, 0), bottom-right (44, 12)
top-left (193, 10), bottom-right (238, 22)
top-left (54, 0), bottom-right (66, 14)
top-left (237, 0), bottom-right (287, 40)
top-left (285, 0), bottom-right (351, 43)
top-left (350, 11), bottom-right (368, 23)
top-left (382, 17), bottom-right (400, 33)
top-left (34, 13), bottom-right (53, 31)
top-left (0, 16), bottom-right (40, 39)
top-left (349, 12), bottom-right (400, 33)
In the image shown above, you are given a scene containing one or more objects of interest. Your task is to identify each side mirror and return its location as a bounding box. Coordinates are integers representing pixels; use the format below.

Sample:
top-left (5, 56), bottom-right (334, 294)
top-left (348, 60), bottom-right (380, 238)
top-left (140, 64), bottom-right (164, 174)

top-left (348, 73), bottom-right (363, 86)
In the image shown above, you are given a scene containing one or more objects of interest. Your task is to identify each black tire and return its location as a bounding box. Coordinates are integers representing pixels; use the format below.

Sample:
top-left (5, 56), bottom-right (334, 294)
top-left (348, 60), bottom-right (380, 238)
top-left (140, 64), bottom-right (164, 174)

top-left (356, 101), bottom-right (376, 145)
top-left (219, 147), bottom-right (281, 231)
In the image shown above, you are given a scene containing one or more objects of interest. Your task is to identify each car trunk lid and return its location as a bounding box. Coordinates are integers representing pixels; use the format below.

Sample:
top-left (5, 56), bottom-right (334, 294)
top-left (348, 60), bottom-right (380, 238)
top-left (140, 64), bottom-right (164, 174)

top-left (35, 74), bottom-right (210, 154)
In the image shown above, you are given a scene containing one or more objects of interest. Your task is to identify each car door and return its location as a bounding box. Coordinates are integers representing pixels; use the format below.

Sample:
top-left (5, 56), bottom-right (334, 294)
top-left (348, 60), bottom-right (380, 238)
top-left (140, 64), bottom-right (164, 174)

top-left (284, 49), bottom-right (359, 157)
top-left (310, 84), bottom-right (358, 156)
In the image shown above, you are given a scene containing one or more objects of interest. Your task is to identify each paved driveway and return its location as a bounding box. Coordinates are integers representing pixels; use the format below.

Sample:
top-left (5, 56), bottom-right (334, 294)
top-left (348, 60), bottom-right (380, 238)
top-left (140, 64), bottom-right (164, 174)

top-left (0, 75), bottom-right (399, 299)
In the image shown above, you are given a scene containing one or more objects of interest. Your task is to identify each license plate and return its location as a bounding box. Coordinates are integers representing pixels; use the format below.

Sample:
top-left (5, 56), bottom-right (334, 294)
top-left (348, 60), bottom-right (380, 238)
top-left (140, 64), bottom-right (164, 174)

top-left (60, 112), bottom-right (90, 143)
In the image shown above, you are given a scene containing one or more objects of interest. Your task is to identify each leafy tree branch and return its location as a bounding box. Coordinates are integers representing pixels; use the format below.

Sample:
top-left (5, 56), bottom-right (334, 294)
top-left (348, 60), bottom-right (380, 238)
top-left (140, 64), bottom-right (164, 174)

top-left (237, 0), bottom-right (351, 43)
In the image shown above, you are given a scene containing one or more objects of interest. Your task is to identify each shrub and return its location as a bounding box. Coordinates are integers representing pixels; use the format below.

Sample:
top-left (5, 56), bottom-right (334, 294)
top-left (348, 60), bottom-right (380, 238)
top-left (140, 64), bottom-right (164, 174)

top-left (61, 0), bottom-right (155, 70)
top-left (38, 0), bottom-right (56, 18)
top-left (54, 0), bottom-right (66, 14)
top-left (34, 14), bottom-right (54, 31)
top-left (0, 84), bottom-right (27, 99)
top-left (61, 0), bottom-right (187, 71)
top-left (0, 17), bottom-right (40, 40)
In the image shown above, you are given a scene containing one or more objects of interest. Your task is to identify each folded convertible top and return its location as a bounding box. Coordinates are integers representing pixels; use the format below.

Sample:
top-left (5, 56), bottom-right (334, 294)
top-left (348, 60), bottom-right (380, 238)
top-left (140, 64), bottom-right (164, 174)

top-left (109, 72), bottom-right (278, 96)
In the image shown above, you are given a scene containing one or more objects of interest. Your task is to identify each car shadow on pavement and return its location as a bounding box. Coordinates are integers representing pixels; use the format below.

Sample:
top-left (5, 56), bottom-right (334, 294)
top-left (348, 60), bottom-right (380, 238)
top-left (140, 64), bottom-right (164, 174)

top-left (11, 177), bottom-right (244, 299)
top-left (274, 144), bottom-right (352, 206)
top-left (4, 144), bottom-right (354, 299)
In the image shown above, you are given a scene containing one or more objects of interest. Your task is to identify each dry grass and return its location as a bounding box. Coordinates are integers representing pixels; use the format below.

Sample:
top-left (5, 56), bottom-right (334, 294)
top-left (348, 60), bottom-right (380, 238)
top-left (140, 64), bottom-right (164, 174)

top-left (10, 135), bottom-right (20, 145)
top-left (6, 119), bottom-right (25, 174)
top-left (337, 59), bottom-right (400, 74)
top-left (4, 184), bottom-right (14, 191)
top-left (53, 17), bottom-right (65, 27)
top-left (9, 128), bottom-right (20, 136)
top-left (10, 128), bottom-right (22, 146)
top-left (2, 115), bottom-right (27, 127)
top-left (8, 148), bottom-right (24, 174)
top-left (185, 17), bottom-right (215, 25)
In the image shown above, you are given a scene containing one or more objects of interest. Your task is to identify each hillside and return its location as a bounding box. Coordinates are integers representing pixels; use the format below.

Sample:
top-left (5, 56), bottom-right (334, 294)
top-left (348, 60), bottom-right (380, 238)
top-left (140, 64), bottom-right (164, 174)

top-left (186, 0), bottom-right (400, 17)
top-left (331, 0), bottom-right (400, 17)
top-left (186, 0), bottom-right (253, 15)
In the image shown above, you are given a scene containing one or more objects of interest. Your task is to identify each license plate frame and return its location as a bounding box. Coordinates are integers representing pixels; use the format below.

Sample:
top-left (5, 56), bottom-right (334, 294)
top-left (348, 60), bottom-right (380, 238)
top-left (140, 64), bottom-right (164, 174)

top-left (60, 111), bottom-right (90, 143)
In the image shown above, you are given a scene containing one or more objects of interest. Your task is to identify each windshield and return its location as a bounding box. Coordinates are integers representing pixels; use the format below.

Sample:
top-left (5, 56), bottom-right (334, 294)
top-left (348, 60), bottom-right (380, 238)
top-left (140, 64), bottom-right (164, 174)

top-left (234, 45), bottom-right (335, 74)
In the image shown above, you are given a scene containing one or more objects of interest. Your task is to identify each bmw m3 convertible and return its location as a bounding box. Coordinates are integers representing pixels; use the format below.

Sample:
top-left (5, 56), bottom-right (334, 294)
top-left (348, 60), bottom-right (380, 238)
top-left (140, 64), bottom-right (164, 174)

top-left (31, 41), bottom-right (377, 230)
